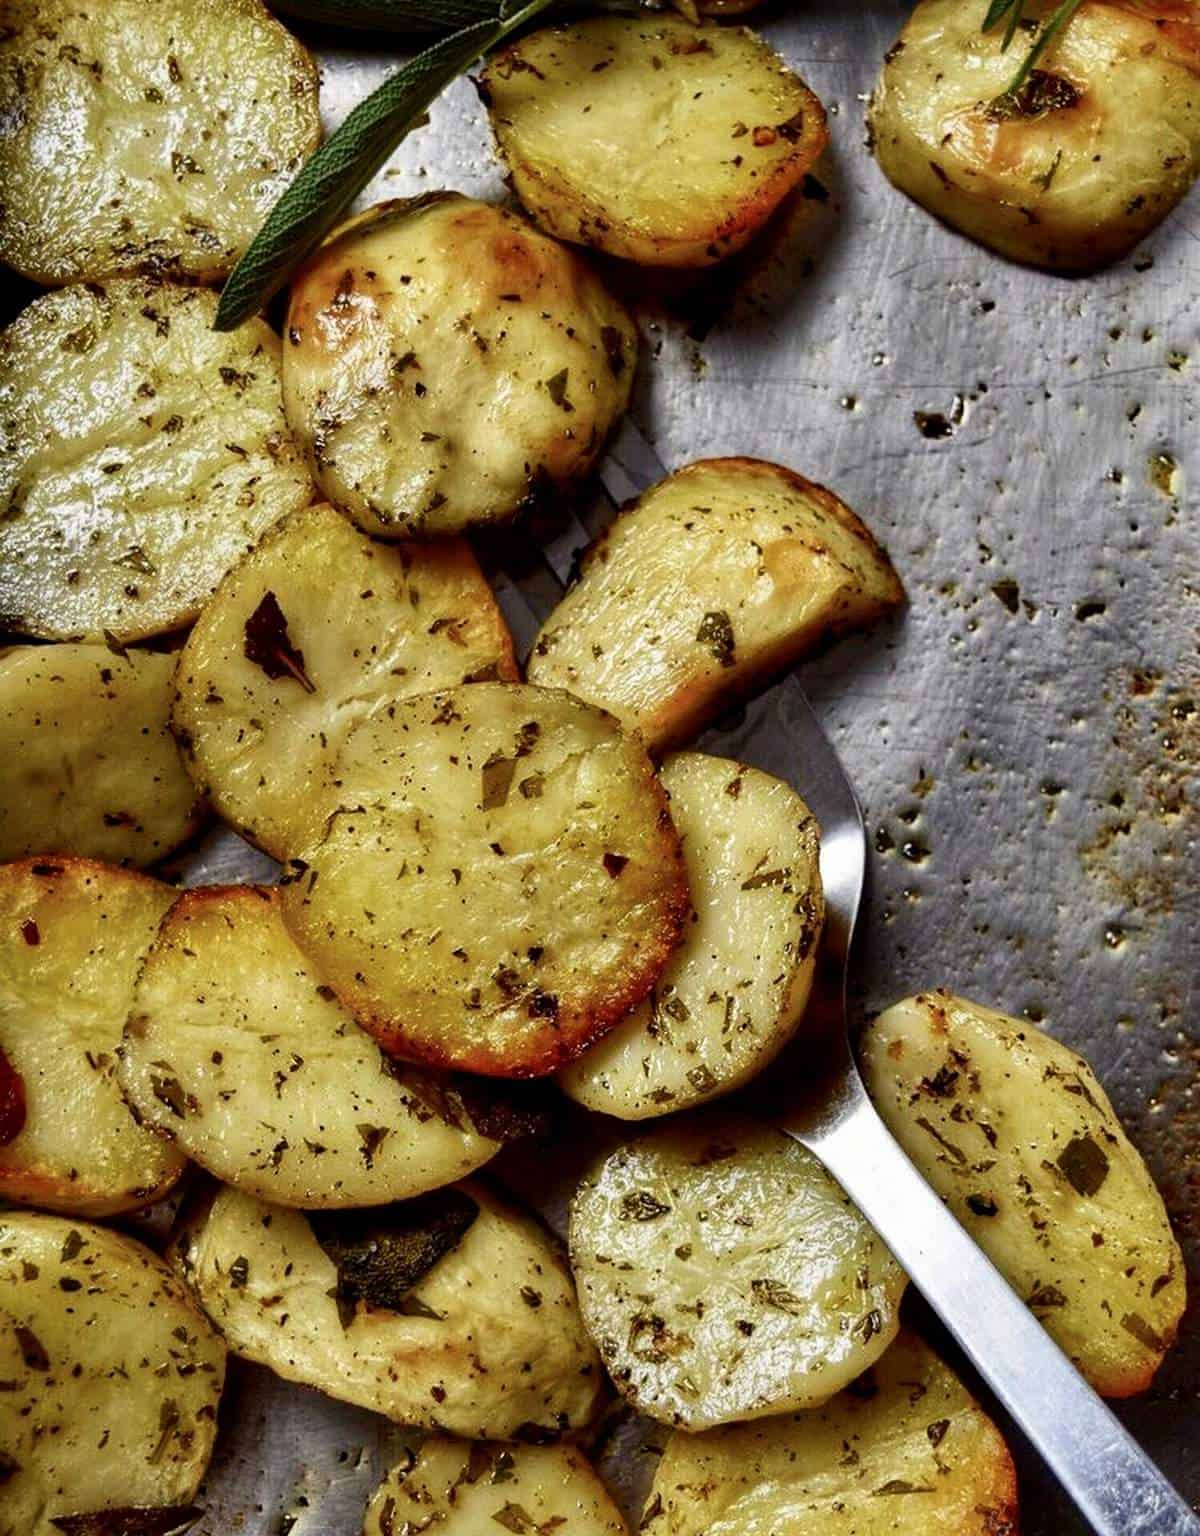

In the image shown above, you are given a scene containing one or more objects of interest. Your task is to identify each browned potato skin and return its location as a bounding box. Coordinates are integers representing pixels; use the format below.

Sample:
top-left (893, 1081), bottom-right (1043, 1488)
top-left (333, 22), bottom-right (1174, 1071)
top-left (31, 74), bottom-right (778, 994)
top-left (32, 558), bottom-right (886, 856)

top-left (482, 17), bottom-right (828, 268)
top-left (529, 458), bottom-right (903, 750)
top-left (869, 0), bottom-right (1200, 272)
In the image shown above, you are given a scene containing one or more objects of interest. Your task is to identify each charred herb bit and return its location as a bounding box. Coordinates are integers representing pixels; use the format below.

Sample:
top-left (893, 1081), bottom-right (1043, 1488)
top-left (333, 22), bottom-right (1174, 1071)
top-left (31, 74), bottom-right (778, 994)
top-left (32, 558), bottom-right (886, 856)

top-left (357, 1122), bottom-right (390, 1167)
top-left (603, 852), bottom-right (629, 878)
top-left (853, 1307), bottom-right (883, 1342)
top-left (309, 1188), bottom-right (479, 1315)
top-left (15, 1323), bottom-right (50, 1371)
top-left (0, 1045), bottom-right (27, 1146)
top-left (914, 1116), bottom-right (967, 1165)
top-left (740, 867), bottom-right (788, 891)
top-left (696, 610), bottom-right (736, 669)
top-left (1121, 1312), bottom-right (1164, 1352)
top-left (1028, 1282), bottom-right (1068, 1309)
top-left (966, 1193), bottom-right (999, 1217)
top-left (481, 752), bottom-right (518, 810)
top-left (1056, 1133), bottom-right (1109, 1197)
top-left (150, 1073), bottom-right (193, 1120)
top-left (619, 1190), bottom-right (671, 1222)
top-left (228, 1255), bottom-right (250, 1290)
top-left (492, 1504), bottom-right (536, 1533)
top-left (243, 591), bottom-right (316, 694)
top-left (872, 1480), bottom-right (935, 1496)
top-left (927, 1417), bottom-right (951, 1447)
top-left (50, 1510), bottom-right (202, 1536)
top-left (751, 1278), bottom-right (804, 1315)
top-left (544, 368), bottom-right (573, 412)
top-left (985, 68), bottom-right (1080, 122)
top-left (600, 324), bottom-right (626, 377)
top-left (115, 545), bottom-right (157, 576)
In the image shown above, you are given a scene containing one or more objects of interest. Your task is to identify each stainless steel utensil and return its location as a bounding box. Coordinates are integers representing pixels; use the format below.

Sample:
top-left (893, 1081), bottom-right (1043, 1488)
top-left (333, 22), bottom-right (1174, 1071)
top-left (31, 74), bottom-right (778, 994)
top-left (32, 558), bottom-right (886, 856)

top-left (556, 419), bottom-right (1197, 1536)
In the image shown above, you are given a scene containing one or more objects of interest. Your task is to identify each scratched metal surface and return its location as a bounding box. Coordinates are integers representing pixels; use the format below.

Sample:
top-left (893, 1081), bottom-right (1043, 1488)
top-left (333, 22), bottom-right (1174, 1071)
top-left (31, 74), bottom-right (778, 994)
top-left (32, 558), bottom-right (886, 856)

top-left (156, 4), bottom-right (1200, 1532)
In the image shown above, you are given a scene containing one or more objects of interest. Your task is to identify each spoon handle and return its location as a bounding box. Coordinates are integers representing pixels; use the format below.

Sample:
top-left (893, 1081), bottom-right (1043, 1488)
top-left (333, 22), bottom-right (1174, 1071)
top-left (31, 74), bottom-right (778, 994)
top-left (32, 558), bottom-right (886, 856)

top-left (784, 1083), bottom-right (1198, 1535)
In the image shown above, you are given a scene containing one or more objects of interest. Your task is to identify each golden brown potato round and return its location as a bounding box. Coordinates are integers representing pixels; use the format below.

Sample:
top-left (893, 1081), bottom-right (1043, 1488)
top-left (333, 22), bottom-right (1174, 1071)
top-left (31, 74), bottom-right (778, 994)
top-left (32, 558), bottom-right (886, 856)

top-left (570, 1114), bottom-right (907, 1429)
top-left (121, 885), bottom-right (500, 1207)
top-left (861, 990), bottom-right (1187, 1398)
top-left (171, 501), bottom-right (517, 859)
top-left (0, 0), bottom-right (320, 285)
top-left (0, 858), bottom-right (186, 1217)
top-left (0, 644), bottom-right (203, 866)
top-left (0, 281), bottom-right (314, 642)
top-left (0, 1211), bottom-right (226, 1536)
top-left (283, 195), bottom-right (636, 537)
top-left (279, 683), bottom-right (689, 1078)
top-left (642, 1330), bottom-right (1020, 1536)
top-left (528, 458), bottom-right (903, 750)
top-left (482, 16), bottom-right (828, 267)
top-left (869, 0), bottom-right (1200, 271)
top-left (561, 753), bottom-right (823, 1118)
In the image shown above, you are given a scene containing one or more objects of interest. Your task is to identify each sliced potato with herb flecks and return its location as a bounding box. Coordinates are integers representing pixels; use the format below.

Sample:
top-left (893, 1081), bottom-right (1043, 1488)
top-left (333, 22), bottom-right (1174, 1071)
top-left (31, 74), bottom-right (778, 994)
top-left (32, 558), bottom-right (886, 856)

top-left (172, 1181), bottom-right (604, 1439)
top-left (0, 281), bottom-right (314, 642)
top-left (283, 195), bottom-right (636, 538)
top-left (279, 683), bottom-right (689, 1078)
top-left (561, 753), bottom-right (823, 1118)
top-left (0, 644), bottom-right (204, 866)
top-left (528, 458), bottom-right (903, 749)
top-left (482, 16), bottom-right (828, 267)
top-left (0, 1211), bottom-right (226, 1536)
top-left (171, 502), bottom-right (518, 859)
top-left (869, 0), bottom-right (1200, 272)
top-left (861, 990), bottom-right (1186, 1397)
top-left (0, 0), bottom-right (320, 285)
top-left (641, 1329), bottom-right (1019, 1536)
top-left (121, 885), bottom-right (500, 1206)
top-left (569, 1114), bottom-right (907, 1430)
top-left (0, 858), bottom-right (185, 1217)
top-left (364, 1438), bottom-right (628, 1536)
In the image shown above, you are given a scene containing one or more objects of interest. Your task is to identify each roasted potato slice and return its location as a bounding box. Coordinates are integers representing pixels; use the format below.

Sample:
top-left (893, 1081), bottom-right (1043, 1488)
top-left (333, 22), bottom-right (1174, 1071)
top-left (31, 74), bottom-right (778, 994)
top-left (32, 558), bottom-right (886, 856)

top-left (172, 1180), bottom-right (604, 1439)
top-left (0, 280), bottom-right (314, 642)
top-left (482, 16), bottom-right (828, 267)
top-left (869, 0), bottom-right (1200, 272)
top-left (364, 1438), bottom-right (628, 1536)
top-left (0, 1210), bottom-right (226, 1536)
top-left (0, 644), bottom-right (203, 866)
top-left (121, 885), bottom-right (500, 1206)
top-left (0, 858), bottom-right (185, 1216)
top-left (283, 195), bottom-right (636, 537)
top-left (561, 753), bottom-right (823, 1118)
top-left (279, 683), bottom-right (689, 1077)
top-left (861, 991), bottom-right (1186, 1397)
top-left (641, 1329), bottom-right (1019, 1535)
top-left (171, 501), bottom-right (517, 858)
top-left (569, 1114), bottom-right (907, 1429)
top-left (0, 0), bottom-right (320, 285)
top-left (528, 458), bottom-right (903, 749)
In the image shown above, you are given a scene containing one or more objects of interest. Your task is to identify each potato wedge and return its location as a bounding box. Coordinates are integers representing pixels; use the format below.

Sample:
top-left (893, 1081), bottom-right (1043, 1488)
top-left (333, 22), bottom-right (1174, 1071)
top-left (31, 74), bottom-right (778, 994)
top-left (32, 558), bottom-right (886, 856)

top-left (171, 502), bottom-right (517, 859)
top-left (561, 753), bottom-right (823, 1118)
top-left (0, 280), bottom-right (314, 642)
top-left (283, 195), bottom-right (636, 537)
top-left (869, 0), bottom-right (1200, 272)
top-left (0, 857), bottom-right (185, 1216)
top-left (528, 458), bottom-right (903, 749)
top-left (0, 644), bottom-right (203, 866)
top-left (861, 991), bottom-right (1186, 1397)
top-left (171, 1180), bottom-right (604, 1439)
top-left (641, 1329), bottom-right (1019, 1536)
top-left (482, 16), bottom-right (828, 267)
top-left (121, 885), bottom-right (500, 1206)
top-left (569, 1114), bottom-right (907, 1429)
top-left (364, 1438), bottom-right (628, 1536)
top-left (0, 0), bottom-right (319, 285)
top-left (0, 1210), bottom-right (226, 1536)
top-left (279, 683), bottom-right (689, 1078)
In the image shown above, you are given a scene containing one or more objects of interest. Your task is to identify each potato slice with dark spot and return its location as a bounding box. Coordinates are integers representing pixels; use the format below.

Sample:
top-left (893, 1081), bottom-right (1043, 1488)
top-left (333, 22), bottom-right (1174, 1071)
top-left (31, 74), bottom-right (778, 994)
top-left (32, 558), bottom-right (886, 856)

top-left (0, 645), bottom-right (203, 866)
top-left (868, 0), bottom-right (1200, 272)
top-left (0, 281), bottom-right (314, 642)
top-left (482, 16), bottom-right (827, 267)
top-left (528, 458), bottom-right (903, 750)
top-left (171, 501), bottom-right (517, 859)
top-left (0, 0), bottom-right (320, 284)
top-left (642, 1330), bottom-right (1019, 1535)
top-left (570, 1114), bottom-right (907, 1429)
top-left (0, 1211), bottom-right (225, 1536)
top-left (279, 683), bottom-right (689, 1078)
top-left (283, 195), bottom-right (636, 537)
top-left (0, 858), bottom-right (185, 1217)
top-left (861, 990), bottom-right (1186, 1397)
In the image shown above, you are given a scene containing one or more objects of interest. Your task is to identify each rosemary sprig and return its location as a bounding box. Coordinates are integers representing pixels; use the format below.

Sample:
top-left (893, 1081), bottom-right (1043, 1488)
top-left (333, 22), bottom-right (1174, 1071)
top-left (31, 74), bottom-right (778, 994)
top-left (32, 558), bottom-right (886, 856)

top-left (269, 0), bottom-right (512, 33)
top-left (982, 0), bottom-right (1088, 95)
top-left (214, 0), bottom-right (557, 330)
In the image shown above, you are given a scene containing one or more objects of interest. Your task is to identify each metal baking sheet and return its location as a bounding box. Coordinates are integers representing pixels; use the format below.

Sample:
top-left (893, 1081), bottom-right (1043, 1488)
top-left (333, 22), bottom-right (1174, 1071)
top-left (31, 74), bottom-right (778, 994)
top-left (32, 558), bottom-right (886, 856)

top-left (108, 3), bottom-right (1200, 1530)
